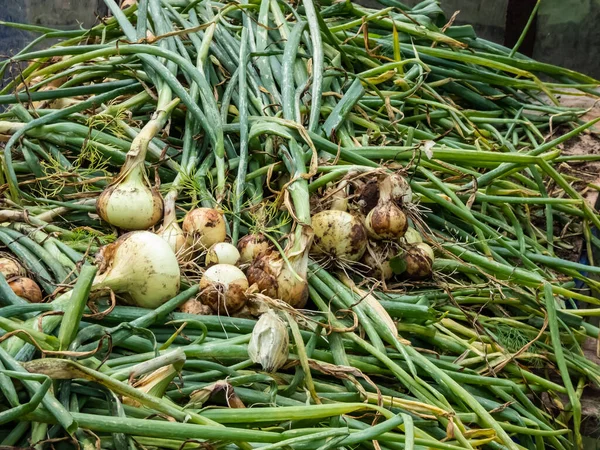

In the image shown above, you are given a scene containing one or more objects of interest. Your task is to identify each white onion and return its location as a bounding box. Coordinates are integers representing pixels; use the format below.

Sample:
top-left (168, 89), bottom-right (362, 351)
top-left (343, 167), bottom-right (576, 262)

top-left (311, 210), bottom-right (367, 261)
top-left (199, 264), bottom-right (248, 313)
top-left (97, 165), bottom-right (163, 230)
top-left (182, 208), bottom-right (227, 251)
top-left (248, 309), bottom-right (289, 372)
top-left (94, 231), bottom-right (180, 308)
top-left (206, 242), bottom-right (240, 266)
top-left (157, 220), bottom-right (187, 255)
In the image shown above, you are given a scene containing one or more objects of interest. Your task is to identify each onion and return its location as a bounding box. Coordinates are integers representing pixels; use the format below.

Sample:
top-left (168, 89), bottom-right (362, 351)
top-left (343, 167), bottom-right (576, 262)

top-left (9, 277), bottom-right (42, 303)
top-left (157, 194), bottom-right (187, 255)
top-left (384, 173), bottom-right (412, 205)
top-left (329, 180), bottom-right (349, 212)
top-left (247, 252), bottom-right (309, 309)
top-left (365, 202), bottom-right (408, 240)
top-left (403, 227), bottom-right (423, 244)
top-left (248, 309), bottom-right (289, 372)
top-left (179, 297), bottom-right (213, 315)
top-left (183, 208), bottom-right (227, 251)
top-left (237, 234), bottom-right (272, 264)
top-left (199, 264), bottom-right (248, 314)
top-left (97, 164), bottom-right (164, 230)
top-left (311, 210), bottom-right (367, 261)
top-left (403, 243), bottom-right (435, 279)
top-left (206, 242), bottom-right (240, 266)
top-left (0, 254), bottom-right (26, 279)
top-left (362, 245), bottom-right (393, 280)
top-left (94, 231), bottom-right (180, 308)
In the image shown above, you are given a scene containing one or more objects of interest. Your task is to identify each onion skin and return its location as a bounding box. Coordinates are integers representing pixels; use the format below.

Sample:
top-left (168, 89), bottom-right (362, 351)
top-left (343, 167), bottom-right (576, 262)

top-left (97, 166), bottom-right (163, 231)
top-left (0, 255), bottom-right (26, 279)
top-left (183, 208), bottom-right (227, 251)
top-left (366, 203), bottom-right (408, 240)
top-left (9, 277), bottom-right (42, 303)
top-left (237, 234), bottom-right (272, 264)
top-left (311, 210), bottom-right (367, 261)
top-left (199, 264), bottom-right (248, 314)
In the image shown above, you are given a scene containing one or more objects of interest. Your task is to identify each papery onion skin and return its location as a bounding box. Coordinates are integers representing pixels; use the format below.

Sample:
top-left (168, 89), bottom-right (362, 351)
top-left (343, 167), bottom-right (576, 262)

top-left (311, 210), bottom-right (367, 261)
top-left (97, 167), bottom-right (163, 231)
top-left (199, 264), bottom-right (248, 314)
top-left (237, 234), bottom-right (272, 264)
top-left (183, 208), bottom-right (227, 251)
top-left (366, 203), bottom-right (408, 240)
top-left (248, 309), bottom-right (289, 372)
top-left (404, 243), bottom-right (435, 279)
top-left (9, 277), bottom-right (42, 303)
top-left (206, 243), bottom-right (240, 266)
top-left (94, 231), bottom-right (180, 309)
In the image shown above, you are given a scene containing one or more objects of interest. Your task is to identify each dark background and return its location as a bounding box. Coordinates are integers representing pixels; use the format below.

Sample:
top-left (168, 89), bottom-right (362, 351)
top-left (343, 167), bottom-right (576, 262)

top-left (1, 0), bottom-right (600, 79)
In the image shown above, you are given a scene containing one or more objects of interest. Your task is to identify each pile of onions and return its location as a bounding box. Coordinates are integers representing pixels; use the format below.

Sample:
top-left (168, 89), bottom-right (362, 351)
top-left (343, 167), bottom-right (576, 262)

top-left (311, 210), bottom-right (368, 261)
top-left (94, 231), bottom-right (180, 308)
top-left (183, 208), bottom-right (227, 251)
top-left (198, 264), bottom-right (248, 314)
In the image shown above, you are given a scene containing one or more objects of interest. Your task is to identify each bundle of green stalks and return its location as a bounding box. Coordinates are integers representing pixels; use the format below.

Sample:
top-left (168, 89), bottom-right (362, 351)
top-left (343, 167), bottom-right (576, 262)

top-left (1, 0), bottom-right (600, 448)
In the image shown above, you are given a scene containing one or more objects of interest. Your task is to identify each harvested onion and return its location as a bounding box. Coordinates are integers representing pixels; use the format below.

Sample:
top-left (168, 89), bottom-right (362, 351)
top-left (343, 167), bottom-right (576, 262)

top-left (237, 234), bottom-right (272, 264)
top-left (362, 245), bottom-right (393, 280)
top-left (183, 208), bottom-right (227, 251)
top-left (403, 243), bottom-right (435, 279)
top-left (248, 309), bottom-right (289, 372)
top-left (365, 202), bottom-right (408, 240)
top-left (206, 242), bottom-right (240, 266)
top-left (199, 264), bottom-right (248, 314)
top-left (311, 210), bottom-right (367, 261)
top-left (94, 231), bottom-right (180, 308)
top-left (157, 193), bottom-right (187, 255)
top-left (0, 254), bottom-right (26, 279)
top-left (9, 277), bottom-right (42, 303)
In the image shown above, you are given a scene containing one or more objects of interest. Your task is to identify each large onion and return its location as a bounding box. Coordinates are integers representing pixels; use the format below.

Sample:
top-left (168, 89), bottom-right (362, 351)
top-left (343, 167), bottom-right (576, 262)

top-left (183, 208), bottom-right (227, 251)
top-left (94, 231), bottom-right (180, 308)
top-left (199, 264), bottom-right (248, 314)
top-left (311, 210), bottom-right (367, 261)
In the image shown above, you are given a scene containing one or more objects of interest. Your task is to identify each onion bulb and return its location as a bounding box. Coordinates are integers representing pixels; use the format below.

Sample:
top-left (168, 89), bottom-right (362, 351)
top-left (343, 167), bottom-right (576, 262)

top-left (237, 234), bottom-right (272, 264)
top-left (94, 231), bottom-right (180, 308)
top-left (384, 173), bottom-right (412, 205)
top-left (365, 202), bottom-right (408, 240)
top-left (156, 193), bottom-right (188, 256)
top-left (97, 164), bottom-right (163, 231)
top-left (248, 309), bottom-right (289, 372)
top-left (179, 297), bottom-right (213, 315)
top-left (0, 254), bottom-right (26, 279)
top-left (403, 227), bottom-right (423, 244)
top-left (9, 277), bottom-right (42, 303)
top-left (362, 245), bottom-right (393, 280)
top-left (311, 210), bottom-right (367, 261)
top-left (183, 208), bottom-right (227, 251)
top-left (206, 242), bottom-right (240, 266)
top-left (247, 252), bottom-right (309, 309)
top-left (403, 243), bottom-right (435, 279)
top-left (199, 264), bottom-right (248, 314)
top-left (329, 180), bottom-right (349, 212)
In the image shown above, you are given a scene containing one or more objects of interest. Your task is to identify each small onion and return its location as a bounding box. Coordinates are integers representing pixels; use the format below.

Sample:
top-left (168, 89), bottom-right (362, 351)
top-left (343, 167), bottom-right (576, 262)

top-left (179, 298), bottom-right (213, 315)
top-left (97, 165), bottom-right (163, 230)
top-left (311, 210), bottom-right (367, 261)
top-left (9, 277), bottom-right (42, 303)
top-left (248, 309), bottom-right (289, 372)
top-left (362, 245), bottom-right (393, 280)
top-left (403, 243), bottom-right (435, 279)
top-left (365, 202), bottom-right (408, 240)
top-left (183, 208), bottom-right (227, 251)
top-left (199, 264), bottom-right (248, 314)
top-left (157, 221), bottom-right (187, 254)
top-left (237, 234), bottom-right (272, 264)
top-left (0, 254), bottom-right (26, 279)
top-left (206, 242), bottom-right (240, 266)
top-left (94, 231), bottom-right (180, 308)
